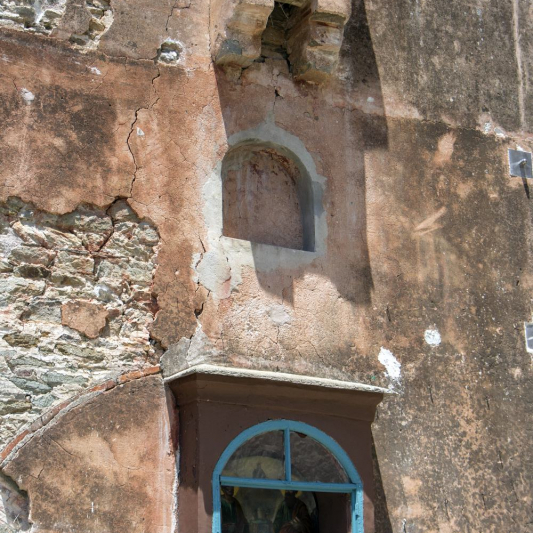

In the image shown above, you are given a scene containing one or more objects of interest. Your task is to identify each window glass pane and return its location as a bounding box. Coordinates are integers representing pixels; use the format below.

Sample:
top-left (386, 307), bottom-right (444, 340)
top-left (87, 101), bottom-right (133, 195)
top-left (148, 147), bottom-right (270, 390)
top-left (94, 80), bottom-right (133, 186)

top-left (220, 487), bottom-right (319, 533)
top-left (222, 431), bottom-right (285, 479)
top-left (290, 432), bottom-right (349, 483)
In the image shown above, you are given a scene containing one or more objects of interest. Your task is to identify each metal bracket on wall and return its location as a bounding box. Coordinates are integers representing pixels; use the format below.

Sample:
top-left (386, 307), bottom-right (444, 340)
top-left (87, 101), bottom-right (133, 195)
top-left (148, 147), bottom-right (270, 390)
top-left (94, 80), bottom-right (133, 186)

top-left (524, 322), bottom-right (533, 353)
top-left (508, 149), bottom-right (532, 178)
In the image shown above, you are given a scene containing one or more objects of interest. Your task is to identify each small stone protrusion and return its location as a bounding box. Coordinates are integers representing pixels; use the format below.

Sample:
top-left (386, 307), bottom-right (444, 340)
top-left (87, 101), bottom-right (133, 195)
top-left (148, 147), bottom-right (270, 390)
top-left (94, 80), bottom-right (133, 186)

top-left (157, 39), bottom-right (182, 65)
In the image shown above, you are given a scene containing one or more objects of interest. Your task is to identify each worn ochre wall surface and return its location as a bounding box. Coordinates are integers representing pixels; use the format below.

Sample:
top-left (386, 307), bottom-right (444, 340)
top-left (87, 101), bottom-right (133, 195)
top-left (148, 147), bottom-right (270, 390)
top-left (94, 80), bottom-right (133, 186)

top-left (0, 0), bottom-right (532, 531)
top-left (2, 373), bottom-right (176, 533)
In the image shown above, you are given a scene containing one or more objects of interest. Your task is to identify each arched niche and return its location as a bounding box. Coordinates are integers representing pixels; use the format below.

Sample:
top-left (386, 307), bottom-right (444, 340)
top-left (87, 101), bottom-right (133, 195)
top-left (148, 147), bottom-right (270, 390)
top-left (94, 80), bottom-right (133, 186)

top-left (222, 141), bottom-right (315, 252)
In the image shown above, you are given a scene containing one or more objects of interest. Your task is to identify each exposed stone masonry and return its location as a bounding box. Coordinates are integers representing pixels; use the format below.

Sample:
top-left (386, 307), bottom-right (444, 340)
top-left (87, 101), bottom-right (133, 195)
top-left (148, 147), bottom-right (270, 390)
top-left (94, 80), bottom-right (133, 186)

top-left (212, 0), bottom-right (350, 83)
top-left (0, 0), bottom-right (112, 49)
top-left (68, 0), bottom-right (112, 49)
top-left (0, 0), bottom-right (66, 34)
top-left (0, 198), bottom-right (161, 449)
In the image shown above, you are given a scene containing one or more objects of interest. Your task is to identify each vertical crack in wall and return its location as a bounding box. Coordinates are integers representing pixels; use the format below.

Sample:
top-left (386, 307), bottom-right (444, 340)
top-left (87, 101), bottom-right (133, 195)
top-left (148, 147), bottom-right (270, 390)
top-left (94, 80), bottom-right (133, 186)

top-left (126, 68), bottom-right (161, 197)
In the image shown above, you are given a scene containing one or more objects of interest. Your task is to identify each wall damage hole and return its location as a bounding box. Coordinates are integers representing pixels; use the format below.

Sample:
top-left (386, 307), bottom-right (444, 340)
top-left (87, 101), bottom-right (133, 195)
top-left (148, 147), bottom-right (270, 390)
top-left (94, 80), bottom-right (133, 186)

top-left (0, 472), bottom-right (31, 531)
top-left (259, 1), bottom-right (298, 63)
top-left (258, 0), bottom-right (346, 82)
top-left (157, 39), bottom-right (182, 64)
top-left (222, 142), bottom-right (315, 251)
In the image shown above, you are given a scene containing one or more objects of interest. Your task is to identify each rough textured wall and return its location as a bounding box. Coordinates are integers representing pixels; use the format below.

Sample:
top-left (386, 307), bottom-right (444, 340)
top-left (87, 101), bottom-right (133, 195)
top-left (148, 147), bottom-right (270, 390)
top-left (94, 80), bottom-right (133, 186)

top-left (0, 0), bottom-right (532, 532)
top-left (0, 0), bottom-right (113, 48)
top-left (0, 198), bottom-right (160, 449)
top-left (1, 373), bottom-right (175, 533)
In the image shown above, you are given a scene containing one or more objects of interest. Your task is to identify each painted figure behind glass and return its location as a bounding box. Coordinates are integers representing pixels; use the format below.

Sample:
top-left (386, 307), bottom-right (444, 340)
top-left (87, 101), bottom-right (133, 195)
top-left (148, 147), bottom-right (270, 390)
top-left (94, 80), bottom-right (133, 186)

top-left (273, 491), bottom-right (312, 533)
top-left (222, 486), bottom-right (250, 533)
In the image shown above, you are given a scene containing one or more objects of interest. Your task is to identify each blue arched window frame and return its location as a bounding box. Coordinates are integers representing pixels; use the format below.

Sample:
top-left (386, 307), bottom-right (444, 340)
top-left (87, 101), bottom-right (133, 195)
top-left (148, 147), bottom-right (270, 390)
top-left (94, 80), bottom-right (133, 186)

top-left (212, 420), bottom-right (364, 533)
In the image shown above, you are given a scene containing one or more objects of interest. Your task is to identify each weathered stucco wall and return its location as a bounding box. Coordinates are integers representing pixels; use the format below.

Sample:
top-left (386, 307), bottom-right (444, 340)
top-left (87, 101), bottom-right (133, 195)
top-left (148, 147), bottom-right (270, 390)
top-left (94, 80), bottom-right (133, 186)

top-left (1, 373), bottom-right (175, 533)
top-left (0, 0), bottom-right (532, 531)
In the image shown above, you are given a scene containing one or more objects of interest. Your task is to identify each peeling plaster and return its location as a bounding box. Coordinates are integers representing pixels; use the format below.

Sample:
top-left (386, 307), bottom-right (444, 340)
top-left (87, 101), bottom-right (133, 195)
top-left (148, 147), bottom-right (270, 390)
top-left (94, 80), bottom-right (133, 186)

top-left (269, 304), bottom-right (291, 326)
top-left (161, 324), bottom-right (222, 377)
top-left (378, 347), bottom-right (401, 388)
top-left (424, 328), bottom-right (442, 346)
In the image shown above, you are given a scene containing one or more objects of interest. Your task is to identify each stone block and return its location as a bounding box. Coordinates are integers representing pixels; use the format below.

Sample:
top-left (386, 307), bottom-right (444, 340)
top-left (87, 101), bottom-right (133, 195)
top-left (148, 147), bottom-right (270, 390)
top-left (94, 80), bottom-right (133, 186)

top-left (0, 259), bottom-right (13, 273)
top-left (14, 264), bottom-right (50, 279)
top-left (212, 0), bottom-right (274, 68)
top-left (12, 221), bottom-right (83, 249)
top-left (107, 200), bottom-right (139, 222)
top-left (42, 371), bottom-right (88, 387)
top-left (54, 251), bottom-right (94, 275)
top-left (32, 393), bottom-right (58, 408)
top-left (3, 333), bottom-right (40, 349)
top-left (9, 245), bottom-right (55, 266)
top-left (0, 276), bottom-right (45, 299)
top-left (8, 377), bottom-right (51, 394)
top-left (61, 300), bottom-right (109, 339)
top-left (0, 400), bottom-right (32, 416)
top-left (55, 342), bottom-right (105, 362)
top-left (135, 222), bottom-right (160, 246)
top-left (20, 298), bottom-right (63, 323)
top-left (49, 271), bottom-right (86, 288)
top-left (5, 355), bottom-right (49, 368)
top-left (60, 211), bottom-right (113, 251)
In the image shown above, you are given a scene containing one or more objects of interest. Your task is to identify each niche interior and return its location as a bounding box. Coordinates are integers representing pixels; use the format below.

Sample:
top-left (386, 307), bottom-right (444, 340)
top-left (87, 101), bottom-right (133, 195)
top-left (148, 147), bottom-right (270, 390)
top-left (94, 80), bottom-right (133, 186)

top-left (222, 141), bottom-right (315, 252)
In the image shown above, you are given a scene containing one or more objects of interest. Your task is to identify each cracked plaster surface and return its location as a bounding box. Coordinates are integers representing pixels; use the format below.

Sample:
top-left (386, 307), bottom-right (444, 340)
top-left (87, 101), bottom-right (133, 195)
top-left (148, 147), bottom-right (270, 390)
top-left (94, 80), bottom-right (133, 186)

top-left (1, 2), bottom-right (533, 531)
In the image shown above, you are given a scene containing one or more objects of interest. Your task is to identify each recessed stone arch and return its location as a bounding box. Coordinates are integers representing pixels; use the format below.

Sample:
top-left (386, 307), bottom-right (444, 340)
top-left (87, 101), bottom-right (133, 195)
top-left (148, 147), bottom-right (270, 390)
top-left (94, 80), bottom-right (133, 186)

top-left (222, 140), bottom-right (316, 252)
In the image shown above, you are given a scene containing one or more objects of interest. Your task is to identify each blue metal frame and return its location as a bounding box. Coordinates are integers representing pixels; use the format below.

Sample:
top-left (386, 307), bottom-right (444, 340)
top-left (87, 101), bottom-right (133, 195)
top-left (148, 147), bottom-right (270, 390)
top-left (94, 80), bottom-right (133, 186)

top-left (212, 420), bottom-right (363, 533)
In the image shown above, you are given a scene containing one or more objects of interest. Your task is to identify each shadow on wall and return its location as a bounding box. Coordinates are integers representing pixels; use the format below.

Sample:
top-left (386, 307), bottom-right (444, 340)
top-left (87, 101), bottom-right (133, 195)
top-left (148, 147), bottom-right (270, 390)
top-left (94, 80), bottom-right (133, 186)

top-left (213, 0), bottom-right (388, 306)
top-left (372, 434), bottom-right (393, 533)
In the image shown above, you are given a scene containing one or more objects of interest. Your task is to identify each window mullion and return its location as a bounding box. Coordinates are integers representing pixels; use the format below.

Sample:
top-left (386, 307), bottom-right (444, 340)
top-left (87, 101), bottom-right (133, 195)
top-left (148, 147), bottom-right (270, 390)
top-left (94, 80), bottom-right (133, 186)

top-left (284, 428), bottom-right (291, 482)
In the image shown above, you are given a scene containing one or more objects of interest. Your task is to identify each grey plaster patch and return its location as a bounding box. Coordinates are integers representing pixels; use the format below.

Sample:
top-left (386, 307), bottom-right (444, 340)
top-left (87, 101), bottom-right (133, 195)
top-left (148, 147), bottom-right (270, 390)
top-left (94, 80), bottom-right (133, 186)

top-left (269, 304), bottom-right (291, 326)
top-left (161, 325), bottom-right (222, 377)
top-left (194, 250), bottom-right (231, 294)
